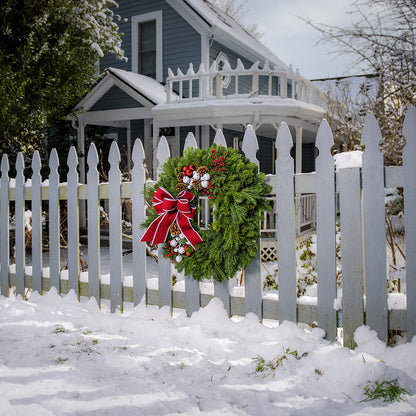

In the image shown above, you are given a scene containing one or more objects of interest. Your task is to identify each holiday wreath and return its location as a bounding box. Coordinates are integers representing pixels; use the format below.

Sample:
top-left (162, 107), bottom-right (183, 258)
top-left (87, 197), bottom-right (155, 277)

top-left (141, 144), bottom-right (271, 282)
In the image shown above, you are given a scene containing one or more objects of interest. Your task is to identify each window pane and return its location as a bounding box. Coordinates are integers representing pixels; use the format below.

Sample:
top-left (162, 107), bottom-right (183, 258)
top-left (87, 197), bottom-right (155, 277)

top-left (139, 20), bottom-right (156, 52)
top-left (139, 51), bottom-right (156, 79)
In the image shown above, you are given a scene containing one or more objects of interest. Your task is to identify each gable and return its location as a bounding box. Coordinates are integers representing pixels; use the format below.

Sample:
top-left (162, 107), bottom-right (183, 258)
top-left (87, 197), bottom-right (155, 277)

top-left (101, 0), bottom-right (202, 81)
top-left (90, 85), bottom-right (144, 111)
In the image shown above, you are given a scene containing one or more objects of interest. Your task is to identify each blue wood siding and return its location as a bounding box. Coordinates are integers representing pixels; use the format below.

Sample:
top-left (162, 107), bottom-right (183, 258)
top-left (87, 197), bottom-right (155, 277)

top-left (90, 85), bottom-right (143, 111)
top-left (101, 0), bottom-right (201, 83)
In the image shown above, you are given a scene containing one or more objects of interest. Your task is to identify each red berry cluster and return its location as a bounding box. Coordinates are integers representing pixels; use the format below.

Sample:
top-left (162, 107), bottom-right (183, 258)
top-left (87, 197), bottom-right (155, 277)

top-left (210, 149), bottom-right (228, 173)
top-left (163, 241), bottom-right (177, 262)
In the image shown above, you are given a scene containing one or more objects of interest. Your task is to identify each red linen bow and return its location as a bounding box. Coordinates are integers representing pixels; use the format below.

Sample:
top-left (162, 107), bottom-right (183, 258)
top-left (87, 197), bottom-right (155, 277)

top-left (140, 187), bottom-right (202, 247)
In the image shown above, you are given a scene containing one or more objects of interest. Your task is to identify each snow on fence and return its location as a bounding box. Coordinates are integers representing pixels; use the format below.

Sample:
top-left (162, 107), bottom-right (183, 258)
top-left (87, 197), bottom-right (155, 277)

top-left (0, 108), bottom-right (415, 348)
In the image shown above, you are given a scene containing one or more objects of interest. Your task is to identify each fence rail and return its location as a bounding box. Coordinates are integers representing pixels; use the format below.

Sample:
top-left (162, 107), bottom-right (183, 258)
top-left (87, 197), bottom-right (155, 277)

top-left (0, 108), bottom-right (415, 348)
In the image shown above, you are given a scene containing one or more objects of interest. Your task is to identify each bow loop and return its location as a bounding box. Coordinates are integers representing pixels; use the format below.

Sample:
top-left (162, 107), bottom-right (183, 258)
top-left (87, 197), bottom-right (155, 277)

top-left (140, 187), bottom-right (202, 247)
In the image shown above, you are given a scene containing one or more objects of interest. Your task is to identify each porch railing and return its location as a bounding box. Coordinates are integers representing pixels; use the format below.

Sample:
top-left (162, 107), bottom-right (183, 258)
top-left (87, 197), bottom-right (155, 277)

top-left (166, 60), bottom-right (327, 108)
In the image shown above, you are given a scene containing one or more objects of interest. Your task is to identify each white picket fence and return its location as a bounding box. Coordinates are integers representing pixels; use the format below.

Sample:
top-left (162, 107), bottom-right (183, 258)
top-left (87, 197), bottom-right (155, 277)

top-left (0, 108), bottom-right (415, 348)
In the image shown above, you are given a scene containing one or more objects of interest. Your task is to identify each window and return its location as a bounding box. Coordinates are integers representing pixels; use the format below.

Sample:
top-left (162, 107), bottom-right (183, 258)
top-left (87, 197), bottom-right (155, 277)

top-left (132, 11), bottom-right (163, 82)
top-left (139, 20), bottom-right (156, 79)
top-left (215, 52), bottom-right (231, 88)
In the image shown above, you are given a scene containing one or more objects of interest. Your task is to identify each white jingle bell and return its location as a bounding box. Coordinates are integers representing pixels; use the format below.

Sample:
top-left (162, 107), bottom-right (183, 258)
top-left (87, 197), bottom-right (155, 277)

top-left (178, 246), bottom-right (185, 254)
top-left (183, 176), bottom-right (191, 184)
top-left (192, 171), bottom-right (200, 180)
top-left (175, 255), bottom-right (182, 263)
top-left (170, 239), bottom-right (178, 247)
top-left (174, 247), bottom-right (179, 253)
top-left (201, 180), bottom-right (209, 188)
top-left (201, 173), bottom-right (210, 181)
top-left (188, 183), bottom-right (193, 189)
top-left (178, 233), bottom-right (185, 240)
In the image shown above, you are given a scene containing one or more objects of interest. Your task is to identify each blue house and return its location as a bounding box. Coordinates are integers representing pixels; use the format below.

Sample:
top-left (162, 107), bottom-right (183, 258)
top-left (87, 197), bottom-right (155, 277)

top-left (71, 0), bottom-right (327, 180)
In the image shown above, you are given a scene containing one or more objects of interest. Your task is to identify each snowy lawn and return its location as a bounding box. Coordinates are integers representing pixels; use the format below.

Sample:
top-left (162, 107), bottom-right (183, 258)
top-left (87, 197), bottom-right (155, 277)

top-left (0, 290), bottom-right (416, 416)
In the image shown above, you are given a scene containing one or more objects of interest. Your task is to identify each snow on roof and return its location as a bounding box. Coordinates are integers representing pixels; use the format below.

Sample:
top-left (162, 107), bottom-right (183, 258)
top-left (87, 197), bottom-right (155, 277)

top-left (109, 68), bottom-right (168, 105)
top-left (183, 0), bottom-right (289, 71)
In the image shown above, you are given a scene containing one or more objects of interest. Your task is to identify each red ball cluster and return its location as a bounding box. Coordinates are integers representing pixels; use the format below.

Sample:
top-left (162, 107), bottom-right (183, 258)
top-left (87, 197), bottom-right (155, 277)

top-left (182, 164), bottom-right (195, 177)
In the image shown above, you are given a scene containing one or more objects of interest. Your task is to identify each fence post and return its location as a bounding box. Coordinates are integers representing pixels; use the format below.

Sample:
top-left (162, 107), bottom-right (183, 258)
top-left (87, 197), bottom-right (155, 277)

top-left (242, 125), bottom-right (262, 319)
top-left (183, 132), bottom-right (201, 316)
top-left (315, 120), bottom-right (337, 340)
top-left (31, 151), bottom-right (42, 294)
top-left (108, 142), bottom-right (123, 312)
top-left (15, 152), bottom-right (25, 297)
top-left (48, 149), bottom-right (60, 292)
top-left (0, 155), bottom-right (9, 296)
top-left (403, 105), bottom-right (416, 341)
top-left (67, 146), bottom-right (80, 298)
top-left (337, 167), bottom-right (364, 348)
top-left (362, 114), bottom-right (387, 341)
top-left (131, 138), bottom-right (147, 305)
top-left (275, 122), bottom-right (297, 323)
top-left (87, 143), bottom-right (101, 304)
top-left (157, 136), bottom-right (172, 310)
top-left (213, 129), bottom-right (231, 315)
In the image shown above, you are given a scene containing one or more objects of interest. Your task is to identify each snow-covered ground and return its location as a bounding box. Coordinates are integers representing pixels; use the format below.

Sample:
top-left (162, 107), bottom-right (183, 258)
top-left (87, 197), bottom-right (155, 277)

top-left (1, 290), bottom-right (415, 416)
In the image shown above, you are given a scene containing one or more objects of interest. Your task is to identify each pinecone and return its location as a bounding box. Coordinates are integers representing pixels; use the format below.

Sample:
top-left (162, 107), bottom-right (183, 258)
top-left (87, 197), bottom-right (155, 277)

top-left (170, 222), bottom-right (181, 236)
top-left (197, 166), bottom-right (209, 176)
top-left (192, 179), bottom-right (203, 191)
top-left (176, 183), bottom-right (187, 192)
top-left (177, 172), bottom-right (186, 182)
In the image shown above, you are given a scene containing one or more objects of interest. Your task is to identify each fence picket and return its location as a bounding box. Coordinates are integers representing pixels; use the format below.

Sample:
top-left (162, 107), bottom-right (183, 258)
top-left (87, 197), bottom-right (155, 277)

top-left (183, 132), bottom-right (201, 316)
top-left (67, 146), bottom-right (80, 297)
top-left (87, 143), bottom-right (101, 304)
top-left (48, 149), bottom-right (60, 292)
top-left (403, 105), bottom-right (416, 340)
top-left (31, 151), bottom-right (42, 294)
top-left (338, 167), bottom-right (364, 348)
top-left (108, 141), bottom-right (123, 312)
top-left (0, 155), bottom-right (9, 296)
top-left (157, 136), bottom-right (172, 309)
top-left (242, 125), bottom-right (262, 319)
top-left (362, 115), bottom-right (387, 341)
top-left (213, 129), bottom-right (227, 147)
top-left (213, 129), bottom-right (230, 313)
top-left (131, 139), bottom-right (146, 305)
top-left (315, 120), bottom-right (337, 340)
top-left (15, 153), bottom-right (25, 297)
top-left (275, 123), bottom-right (297, 322)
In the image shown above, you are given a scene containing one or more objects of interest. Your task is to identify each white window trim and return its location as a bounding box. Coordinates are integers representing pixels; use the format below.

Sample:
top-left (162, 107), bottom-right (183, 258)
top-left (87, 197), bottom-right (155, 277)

top-left (215, 51), bottom-right (231, 88)
top-left (131, 11), bottom-right (163, 82)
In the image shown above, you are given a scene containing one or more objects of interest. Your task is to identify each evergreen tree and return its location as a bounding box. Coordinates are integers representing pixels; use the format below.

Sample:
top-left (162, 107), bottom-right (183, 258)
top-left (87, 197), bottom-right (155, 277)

top-left (0, 0), bottom-right (125, 156)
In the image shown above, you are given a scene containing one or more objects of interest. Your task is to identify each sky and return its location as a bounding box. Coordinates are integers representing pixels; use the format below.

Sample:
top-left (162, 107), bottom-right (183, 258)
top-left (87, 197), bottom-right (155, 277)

top-left (243, 0), bottom-right (366, 80)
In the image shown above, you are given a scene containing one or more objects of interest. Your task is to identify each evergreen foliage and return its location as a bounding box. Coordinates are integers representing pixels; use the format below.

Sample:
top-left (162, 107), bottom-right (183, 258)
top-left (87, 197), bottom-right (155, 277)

top-left (143, 145), bottom-right (271, 282)
top-left (0, 0), bottom-right (125, 156)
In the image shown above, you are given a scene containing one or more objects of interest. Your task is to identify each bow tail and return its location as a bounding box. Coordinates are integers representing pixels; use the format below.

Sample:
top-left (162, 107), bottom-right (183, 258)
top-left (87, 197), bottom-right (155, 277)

top-left (140, 212), bottom-right (176, 245)
top-left (177, 214), bottom-right (203, 248)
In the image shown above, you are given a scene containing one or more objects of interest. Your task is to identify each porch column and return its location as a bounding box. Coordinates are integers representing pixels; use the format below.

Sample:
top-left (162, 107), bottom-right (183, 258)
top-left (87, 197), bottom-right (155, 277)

top-left (127, 121), bottom-right (132, 170)
top-left (295, 126), bottom-right (303, 173)
top-left (77, 119), bottom-right (87, 229)
top-left (201, 125), bottom-right (210, 149)
top-left (152, 120), bottom-right (160, 180)
top-left (144, 119), bottom-right (152, 177)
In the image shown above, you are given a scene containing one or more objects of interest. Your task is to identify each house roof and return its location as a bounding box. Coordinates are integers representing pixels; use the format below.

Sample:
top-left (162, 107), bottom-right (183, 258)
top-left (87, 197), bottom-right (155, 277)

top-left (72, 68), bottom-right (171, 118)
top-left (108, 68), bottom-right (168, 105)
top-left (171, 0), bottom-right (289, 71)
